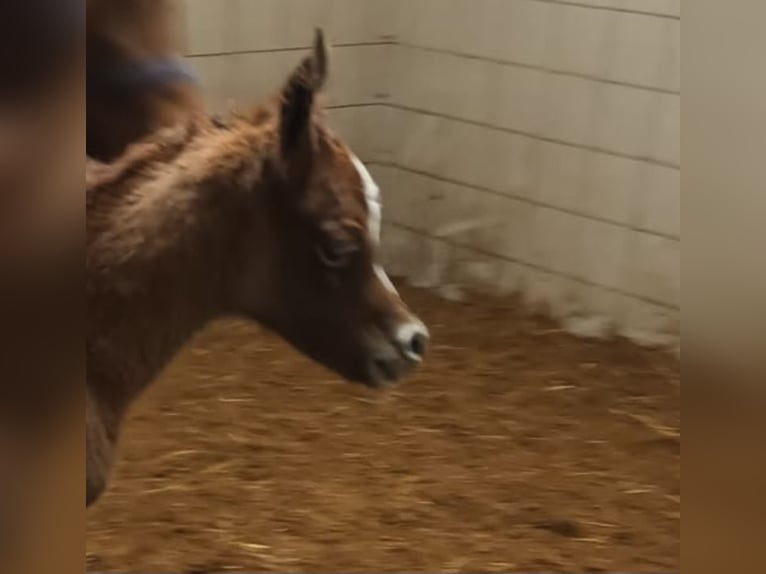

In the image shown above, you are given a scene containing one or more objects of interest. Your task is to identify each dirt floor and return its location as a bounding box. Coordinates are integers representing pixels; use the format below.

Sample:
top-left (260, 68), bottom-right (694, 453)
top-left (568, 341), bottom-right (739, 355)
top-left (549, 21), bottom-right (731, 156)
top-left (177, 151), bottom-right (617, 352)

top-left (86, 286), bottom-right (680, 572)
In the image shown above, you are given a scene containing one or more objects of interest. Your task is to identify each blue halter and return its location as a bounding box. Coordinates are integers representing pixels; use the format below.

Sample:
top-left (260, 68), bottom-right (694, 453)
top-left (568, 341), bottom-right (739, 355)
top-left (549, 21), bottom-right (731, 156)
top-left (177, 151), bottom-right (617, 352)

top-left (97, 58), bottom-right (199, 92)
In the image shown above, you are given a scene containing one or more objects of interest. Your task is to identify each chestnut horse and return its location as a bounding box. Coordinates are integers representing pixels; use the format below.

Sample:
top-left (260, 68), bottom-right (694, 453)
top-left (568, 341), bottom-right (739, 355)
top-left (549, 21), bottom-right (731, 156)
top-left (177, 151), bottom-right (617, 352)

top-left (87, 31), bottom-right (429, 506)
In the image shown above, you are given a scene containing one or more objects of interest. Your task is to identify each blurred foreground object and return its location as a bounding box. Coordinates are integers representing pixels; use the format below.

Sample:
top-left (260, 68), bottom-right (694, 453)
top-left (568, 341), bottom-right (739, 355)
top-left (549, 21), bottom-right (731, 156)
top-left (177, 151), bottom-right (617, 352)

top-left (0, 1), bottom-right (84, 571)
top-left (0, 1), bottom-right (83, 99)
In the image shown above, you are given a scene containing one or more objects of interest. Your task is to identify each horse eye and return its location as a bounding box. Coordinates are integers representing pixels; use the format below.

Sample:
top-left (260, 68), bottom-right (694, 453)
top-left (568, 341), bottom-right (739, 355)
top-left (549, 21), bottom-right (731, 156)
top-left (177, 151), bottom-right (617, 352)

top-left (317, 239), bottom-right (357, 269)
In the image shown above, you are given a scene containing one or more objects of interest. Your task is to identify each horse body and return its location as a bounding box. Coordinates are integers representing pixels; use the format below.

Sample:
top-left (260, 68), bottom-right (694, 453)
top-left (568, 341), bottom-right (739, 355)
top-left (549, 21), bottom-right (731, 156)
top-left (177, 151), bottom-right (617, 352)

top-left (87, 0), bottom-right (202, 161)
top-left (87, 32), bottom-right (429, 506)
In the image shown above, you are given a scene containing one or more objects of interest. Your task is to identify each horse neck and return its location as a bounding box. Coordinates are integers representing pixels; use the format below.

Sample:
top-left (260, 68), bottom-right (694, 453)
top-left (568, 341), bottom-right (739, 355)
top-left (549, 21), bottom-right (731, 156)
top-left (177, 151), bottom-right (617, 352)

top-left (88, 125), bottom-right (273, 409)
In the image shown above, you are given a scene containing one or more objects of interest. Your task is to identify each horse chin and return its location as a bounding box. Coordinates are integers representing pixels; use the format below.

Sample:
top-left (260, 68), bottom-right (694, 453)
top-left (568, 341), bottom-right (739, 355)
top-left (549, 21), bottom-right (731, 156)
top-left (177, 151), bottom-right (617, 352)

top-left (320, 339), bottom-right (415, 389)
top-left (266, 323), bottom-right (419, 389)
top-left (297, 345), bottom-right (399, 390)
top-left (362, 356), bottom-right (411, 389)
top-left (321, 357), bottom-right (392, 389)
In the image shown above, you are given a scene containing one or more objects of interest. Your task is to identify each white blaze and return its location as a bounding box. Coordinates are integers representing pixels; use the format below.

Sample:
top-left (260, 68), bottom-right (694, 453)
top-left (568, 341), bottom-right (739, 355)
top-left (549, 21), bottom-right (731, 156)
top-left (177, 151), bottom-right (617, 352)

top-left (350, 154), bottom-right (398, 295)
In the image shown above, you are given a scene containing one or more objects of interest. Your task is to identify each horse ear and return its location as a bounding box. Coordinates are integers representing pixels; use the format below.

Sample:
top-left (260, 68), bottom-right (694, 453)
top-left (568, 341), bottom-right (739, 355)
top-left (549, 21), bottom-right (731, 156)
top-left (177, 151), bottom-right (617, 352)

top-left (280, 29), bottom-right (329, 153)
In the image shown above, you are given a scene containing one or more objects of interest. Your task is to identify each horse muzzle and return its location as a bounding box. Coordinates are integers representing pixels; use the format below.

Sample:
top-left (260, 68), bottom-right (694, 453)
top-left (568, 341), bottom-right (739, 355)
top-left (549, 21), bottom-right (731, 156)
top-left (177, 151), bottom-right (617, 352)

top-left (363, 319), bottom-right (429, 388)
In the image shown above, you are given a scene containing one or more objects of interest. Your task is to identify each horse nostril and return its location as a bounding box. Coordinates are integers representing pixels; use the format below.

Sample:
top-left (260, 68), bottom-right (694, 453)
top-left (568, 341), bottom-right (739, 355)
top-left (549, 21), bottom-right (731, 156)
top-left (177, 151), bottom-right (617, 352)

top-left (410, 331), bottom-right (427, 358)
top-left (398, 324), bottom-right (428, 362)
